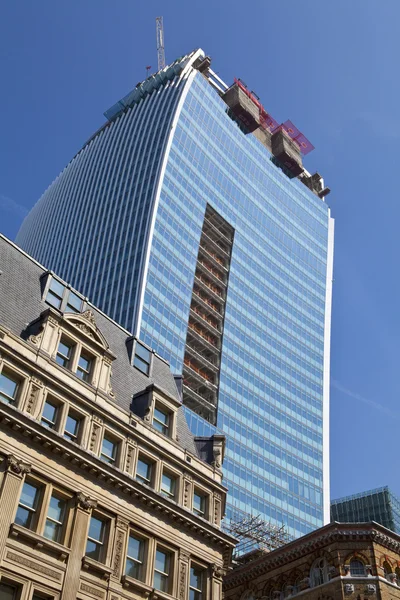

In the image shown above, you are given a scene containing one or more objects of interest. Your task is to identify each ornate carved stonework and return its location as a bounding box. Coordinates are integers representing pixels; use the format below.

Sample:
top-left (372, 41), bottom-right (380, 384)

top-left (6, 454), bottom-right (31, 476)
top-left (214, 493), bottom-right (221, 525)
top-left (183, 475), bottom-right (192, 507)
top-left (75, 322), bottom-right (94, 338)
top-left (90, 422), bottom-right (101, 452)
top-left (28, 329), bottom-right (44, 346)
top-left (144, 407), bottom-right (151, 423)
top-left (125, 442), bottom-right (137, 473)
top-left (179, 561), bottom-right (187, 600)
top-left (212, 563), bottom-right (225, 579)
top-left (26, 383), bottom-right (41, 415)
top-left (6, 551), bottom-right (61, 580)
top-left (80, 583), bottom-right (105, 598)
top-left (365, 585), bottom-right (376, 595)
top-left (76, 492), bottom-right (98, 511)
top-left (82, 310), bottom-right (97, 325)
top-left (113, 529), bottom-right (125, 577)
top-left (47, 316), bottom-right (59, 326)
top-left (344, 584), bottom-right (354, 595)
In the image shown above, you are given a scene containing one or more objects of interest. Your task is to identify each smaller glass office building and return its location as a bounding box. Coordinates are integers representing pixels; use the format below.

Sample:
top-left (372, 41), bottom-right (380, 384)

top-left (331, 487), bottom-right (400, 534)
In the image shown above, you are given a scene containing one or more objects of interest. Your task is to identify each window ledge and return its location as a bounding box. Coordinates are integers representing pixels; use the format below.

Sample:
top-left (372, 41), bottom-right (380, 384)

top-left (121, 575), bottom-right (153, 596)
top-left (9, 523), bottom-right (70, 560)
top-left (151, 589), bottom-right (177, 600)
top-left (82, 555), bottom-right (113, 579)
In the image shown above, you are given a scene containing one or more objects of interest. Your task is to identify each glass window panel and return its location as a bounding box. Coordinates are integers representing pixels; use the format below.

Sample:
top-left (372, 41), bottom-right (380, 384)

top-left (133, 355), bottom-right (150, 375)
top-left (56, 340), bottom-right (72, 368)
top-left (0, 583), bottom-right (19, 600)
top-left (64, 413), bottom-right (80, 441)
top-left (77, 353), bottom-right (92, 381)
top-left (46, 289), bottom-right (62, 309)
top-left (65, 291), bottom-right (82, 313)
top-left (190, 566), bottom-right (204, 600)
top-left (193, 492), bottom-right (205, 515)
top-left (136, 342), bottom-right (151, 362)
top-left (161, 473), bottom-right (175, 498)
top-left (154, 549), bottom-right (170, 592)
top-left (86, 516), bottom-right (106, 561)
top-left (41, 400), bottom-right (58, 429)
top-left (153, 407), bottom-right (169, 435)
top-left (15, 481), bottom-right (40, 529)
top-left (101, 435), bottom-right (117, 463)
top-left (136, 458), bottom-right (152, 485)
top-left (50, 279), bottom-right (65, 297)
top-left (0, 372), bottom-right (19, 404)
top-left (126, 534), bottom-right (144, 580)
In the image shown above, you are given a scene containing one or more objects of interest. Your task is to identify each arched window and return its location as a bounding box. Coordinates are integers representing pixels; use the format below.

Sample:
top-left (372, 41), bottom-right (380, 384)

top-left (350, 559), bottom-right (366, 577)
top-left (383, 561), bottom-right (392, 581)
top-left (292, 576), bottom-right (302, 595)
top-left (310, 558), bottom-right (328, 587)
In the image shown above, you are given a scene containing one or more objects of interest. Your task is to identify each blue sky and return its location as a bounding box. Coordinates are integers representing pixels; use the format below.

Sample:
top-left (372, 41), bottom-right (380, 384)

top-left (1, 1), bottom-right (399, 503)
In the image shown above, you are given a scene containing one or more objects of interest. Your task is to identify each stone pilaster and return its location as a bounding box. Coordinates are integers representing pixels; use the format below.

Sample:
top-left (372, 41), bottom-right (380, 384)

top-left (61, 492), bottom-right (97, 600)
top-left (124, 439), bottom-right (138, 476)
top-left (178, 550), bottom-right (191, 600)
top-left (213, 493), bottom-right (222, 526)
top-left (183, 474), bottom-right (193, 509)
top-left (111, 517), bottom-right (129, 581)
top-left (210, 563), bottom-right (224, 600)
top-left (0, 455), bottom-right (31, 555)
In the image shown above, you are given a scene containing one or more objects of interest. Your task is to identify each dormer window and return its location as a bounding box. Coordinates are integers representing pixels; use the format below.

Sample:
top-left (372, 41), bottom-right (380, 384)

top-left (44, 274), bottom-right (84, 313)
top-left (153, 406), bottom-right (170, 436)
top-left (134, 342), bottom-right (151, 375)
top-left (46, 278), bottom-right (65, 310)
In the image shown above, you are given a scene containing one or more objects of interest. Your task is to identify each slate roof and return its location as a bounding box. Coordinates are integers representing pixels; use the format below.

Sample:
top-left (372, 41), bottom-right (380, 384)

top-left (0, 235), bottom-right (198, 456)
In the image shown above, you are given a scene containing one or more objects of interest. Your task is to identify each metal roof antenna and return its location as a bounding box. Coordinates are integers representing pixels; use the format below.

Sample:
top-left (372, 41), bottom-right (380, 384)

top-left (156, 17), bottom-right (166, 71)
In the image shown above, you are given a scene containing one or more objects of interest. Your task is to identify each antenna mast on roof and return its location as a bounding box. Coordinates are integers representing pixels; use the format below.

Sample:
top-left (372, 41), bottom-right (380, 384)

top-left (156, 17), bottom-right (165, 71)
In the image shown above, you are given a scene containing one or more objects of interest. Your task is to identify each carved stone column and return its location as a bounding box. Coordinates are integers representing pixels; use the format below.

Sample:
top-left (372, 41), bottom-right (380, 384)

top-left (178, 550), bottom-right (190, 600)
top-left (183, 474), bottom-right (193, 509)
top-left (212, 493), bottom-right (222, 526)
top-left (210, 563), bottom-right (224, 600)
top-left (89, 415), bottom-right (104, 455)
top-left (0, 455), bottom-right (31, 555)
top-left (61, 492), bottom-right (97, 600)
top-left (23, 376), bottom-right (44, 418)
top-left (124, 439), bottom-right (138, 476)
top-left (111, 517), bottom-right (129, 581)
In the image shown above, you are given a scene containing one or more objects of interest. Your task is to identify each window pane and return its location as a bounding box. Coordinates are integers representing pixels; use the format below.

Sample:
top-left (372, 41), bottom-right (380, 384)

top-left (193, 492), bottom-right (205, 514)
top-left (77, 353), bottom-right (92, 381)
top-left (153, 407), bottom-right (169, 435)
top-left (101, 436), bottom-right (117, 463)
top-left (50, 279), bottom-right (65, 297)
top-left (0, 372), bottom-right (19, 403)
top-left (20, 482), bottom-right (39, 509)
top-left (156, 549), bottom-right (169, 573)
top-left (161, 473), bottom-right (175, 497)
top-left (47, 495), bottom-right (65, 522)
top-left (0, 583), bottom-right (19, 600)
top-left (136, 458), bottom-right (152, 484)
top-left (56, 340), bottom-right (72, 367)
top-left (190, 566), bottom-right (202, 588)
top-left (46, 289), bottom-right (62, 309)
top-left (134, 355), bottom-right (149, 375)
top-left (85, 539), bottom-right (101, 560)
top-left (64, 413), bottom-right (80, 441)
top-left (41, 400), bottom-right (58, 428)
top-left (128, 535), bottom-right (142, 560)
top-left (44, 519), bottom-right (59, 542)
top-left (65, 291), bottom-right (82, 313)
top-left (88, 516), bottom-right (104, 542)
top-left (15, 505), bottom-right (31, 528)
top-left (136, 343), bottom-right (151, 362)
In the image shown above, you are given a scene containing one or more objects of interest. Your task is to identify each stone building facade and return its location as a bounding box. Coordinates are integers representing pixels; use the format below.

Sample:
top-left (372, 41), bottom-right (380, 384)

top-left (0, 235), bottom-right (235, 600)
top-left (224, 522), bottom-right (400, 600)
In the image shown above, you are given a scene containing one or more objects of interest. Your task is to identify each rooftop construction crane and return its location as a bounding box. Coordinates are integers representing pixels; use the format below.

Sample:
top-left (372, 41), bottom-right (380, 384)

top-left (156, 17), bottom-right (165, 71)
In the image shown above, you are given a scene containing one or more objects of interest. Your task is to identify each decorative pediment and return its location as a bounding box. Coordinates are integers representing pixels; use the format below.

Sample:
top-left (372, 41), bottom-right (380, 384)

top-left (64, 310), bottom-right (109, 349)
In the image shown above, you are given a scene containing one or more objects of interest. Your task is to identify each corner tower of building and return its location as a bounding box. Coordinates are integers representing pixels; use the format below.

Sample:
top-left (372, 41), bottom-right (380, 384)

top-left (16, 49), bottom-right (334, 539)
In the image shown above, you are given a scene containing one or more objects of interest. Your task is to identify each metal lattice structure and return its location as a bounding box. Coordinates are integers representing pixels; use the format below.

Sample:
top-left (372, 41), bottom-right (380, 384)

top-left (228, 514), bottom-right (291, 559)
top-left (156, 17), bottom-right (165, 71)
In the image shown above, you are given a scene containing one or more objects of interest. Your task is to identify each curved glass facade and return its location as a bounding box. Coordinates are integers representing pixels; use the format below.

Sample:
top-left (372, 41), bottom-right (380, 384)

top-left (17, 50), bottom-right (334, 539)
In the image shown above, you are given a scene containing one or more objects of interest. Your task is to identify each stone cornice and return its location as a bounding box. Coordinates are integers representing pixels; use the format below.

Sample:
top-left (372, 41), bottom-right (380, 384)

top-left (0, 401), bottom-right (235, 550)
top-left (224, 524), bottom-right (400, 589)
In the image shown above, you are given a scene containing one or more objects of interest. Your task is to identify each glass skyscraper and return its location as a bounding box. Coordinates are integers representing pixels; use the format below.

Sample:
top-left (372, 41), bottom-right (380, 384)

top-left (16, 49), bottom-right (334, 539)
top-left (331, 487), bottom-right (400, 534)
